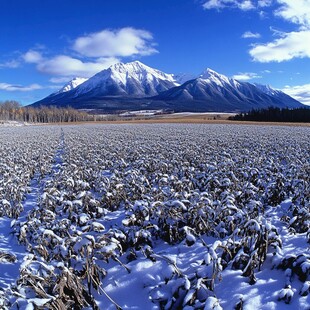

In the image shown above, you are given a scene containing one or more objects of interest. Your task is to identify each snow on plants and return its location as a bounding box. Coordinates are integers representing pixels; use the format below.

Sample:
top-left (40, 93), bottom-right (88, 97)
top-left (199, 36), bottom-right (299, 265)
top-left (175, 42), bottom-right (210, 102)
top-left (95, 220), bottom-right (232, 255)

top-left (0, 124), bottom-right (309, 309)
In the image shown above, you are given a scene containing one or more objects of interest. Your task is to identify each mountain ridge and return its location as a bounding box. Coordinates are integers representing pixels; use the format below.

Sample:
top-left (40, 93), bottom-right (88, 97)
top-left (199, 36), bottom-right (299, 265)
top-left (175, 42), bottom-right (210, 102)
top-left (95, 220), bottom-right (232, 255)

top-left (31, 61), bottom-right (304, 112)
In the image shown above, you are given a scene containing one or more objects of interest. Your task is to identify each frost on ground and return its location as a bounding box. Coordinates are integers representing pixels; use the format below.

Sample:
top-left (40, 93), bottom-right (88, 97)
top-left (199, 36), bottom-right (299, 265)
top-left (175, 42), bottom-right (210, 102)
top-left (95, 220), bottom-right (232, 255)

top-left (0, 124), bottom-right (309, 309)
top-left (0, 120), bottom-right (29, 127)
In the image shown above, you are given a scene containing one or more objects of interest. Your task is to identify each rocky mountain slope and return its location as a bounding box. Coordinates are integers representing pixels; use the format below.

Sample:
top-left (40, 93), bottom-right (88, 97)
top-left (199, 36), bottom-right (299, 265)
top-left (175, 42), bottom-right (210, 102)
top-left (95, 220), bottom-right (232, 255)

top-left (31, 61), bottom-right (304, 112)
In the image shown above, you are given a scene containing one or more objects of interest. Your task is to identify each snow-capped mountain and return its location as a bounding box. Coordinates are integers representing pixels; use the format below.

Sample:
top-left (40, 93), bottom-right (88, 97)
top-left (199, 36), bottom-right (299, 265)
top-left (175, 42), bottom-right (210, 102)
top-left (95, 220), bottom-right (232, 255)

top-left (54, 77), bottom-right (88, 94)
top-left (71, 61), bottom-right (178, 98)
top-left (35, 61), bottom-right (179, 107)
top-left (253, 83), bottom-right (278, 96)
top-left (31, 62), bottom-right (304, 112)
top-left (253, 83), bottom-right (301, 109)
top-left (154, 68), bottom-right (303, 111)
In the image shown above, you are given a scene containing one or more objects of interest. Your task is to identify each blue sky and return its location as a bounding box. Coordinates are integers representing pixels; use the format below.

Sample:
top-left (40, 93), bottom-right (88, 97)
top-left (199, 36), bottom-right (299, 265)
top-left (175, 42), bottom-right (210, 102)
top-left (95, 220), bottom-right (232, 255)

top-left (0, 0), bottom-right (309, 105)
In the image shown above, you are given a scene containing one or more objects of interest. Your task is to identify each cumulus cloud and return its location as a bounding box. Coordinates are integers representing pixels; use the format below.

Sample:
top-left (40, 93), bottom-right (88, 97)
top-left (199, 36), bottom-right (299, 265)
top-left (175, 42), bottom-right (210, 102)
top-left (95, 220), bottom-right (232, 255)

top-left (49, 77), bottom-right (75, 84)
top-left (249, 30), bottom-right (310, 62)
top-left (0, 83), bottom-right (42, 92)
top-left (232, 72), bottom-right (262, 80)
top-left (275, 0), bottom-right (310, 28)
top-left (242, 31), bottom-right (261, 38)
top-left (249, 0), bottom-right (310, 62)
top-left (23, 50), bottom-right (43, 63)
top-left (282, 83), bottom-right (310, 105)
top-left (36, 55), bottom-right (119, 77)
top-left (22, 50), bottom-right (119, 77)
top-left (202, 0), bottom-right (310, 63)
top-left (0, 49), bottom-right (43, 69)
top-left (0, 60), bottom-right (20, 68)
top-left (239, 0), bottom-right (255, 10)
top-left (19, 27), bottom-right (157, 80)
top-left (72, 27), bottom-right (158, 58)
top-left (258, 0), bottom-right (273, 7)
top-left (203, 0), bottom-right (255, 11)
top-left (203, 0), bottom-right (224, 9)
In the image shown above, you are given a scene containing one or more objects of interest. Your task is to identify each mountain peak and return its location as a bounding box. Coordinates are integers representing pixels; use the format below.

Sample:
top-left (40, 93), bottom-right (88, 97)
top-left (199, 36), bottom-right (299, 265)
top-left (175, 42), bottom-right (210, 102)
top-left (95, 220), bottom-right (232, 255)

top-left (106, 61), bottom-right (177, 85)
top-left (67, 60), bottom-right (178, 98)
top-left (130, 60), bottom-right (146, 66)
top-left (204, 68), bottom-right (217, 75)
top-left (54, 77), bottom-right (88, 94)
top-left (110, 60), bottom-right (144, 69)
top-left (198, 68), bottom-right (232, 87)
top-left (200, 68), bottom-right (225, 79)
top-left (110, 61), bottom-right (153, 72)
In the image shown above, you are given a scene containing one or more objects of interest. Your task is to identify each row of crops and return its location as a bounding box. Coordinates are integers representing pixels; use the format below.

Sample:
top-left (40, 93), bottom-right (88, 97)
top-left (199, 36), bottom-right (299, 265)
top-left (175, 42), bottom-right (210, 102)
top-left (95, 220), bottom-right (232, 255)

top-left (0, 124), bottom-right (309, 309)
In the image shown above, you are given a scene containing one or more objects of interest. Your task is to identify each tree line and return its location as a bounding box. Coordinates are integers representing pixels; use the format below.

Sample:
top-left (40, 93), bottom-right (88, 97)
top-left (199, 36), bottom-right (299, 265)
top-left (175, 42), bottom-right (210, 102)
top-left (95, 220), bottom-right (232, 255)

top-left (230, 107), bottom-right (310, 123)
top-left (0, 101), bottom-right (96, 123)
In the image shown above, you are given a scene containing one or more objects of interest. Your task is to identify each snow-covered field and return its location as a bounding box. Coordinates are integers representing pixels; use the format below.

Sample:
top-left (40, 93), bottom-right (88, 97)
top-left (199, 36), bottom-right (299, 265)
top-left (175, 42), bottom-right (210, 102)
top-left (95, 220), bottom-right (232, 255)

top-left (0, 120), bottom-right (29, 127)
top-left (0, 124), bottom-right (309, 309)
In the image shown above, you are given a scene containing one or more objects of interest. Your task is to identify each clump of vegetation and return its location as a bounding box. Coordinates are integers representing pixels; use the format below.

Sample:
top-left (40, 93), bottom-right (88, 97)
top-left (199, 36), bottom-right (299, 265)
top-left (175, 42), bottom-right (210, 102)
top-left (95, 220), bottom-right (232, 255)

top-left (230, 107), bottom-right (310, 123)
top-left (0, 100), bottom-right (95, 123)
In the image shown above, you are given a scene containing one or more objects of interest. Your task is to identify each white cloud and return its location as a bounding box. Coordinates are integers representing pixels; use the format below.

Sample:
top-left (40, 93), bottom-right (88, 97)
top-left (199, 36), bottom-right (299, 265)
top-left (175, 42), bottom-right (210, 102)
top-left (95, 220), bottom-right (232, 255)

top-left (275, 0), bottom-right (310, 28)
top-left (23, 50), bottom-right (43, 63)
top-left (249, 1), bottom-right (310, 62)
top-left (249, 30), bottom-right (310, 62)
top-left (242, 31), bottom-right (261, 38)
top-left (0, 48), bottom-right (44, 69)
top-left (22, 50), bottom-right (119, 77)
top-left (259, 10), bottom-right (268, 18)
top-left (203, 0), bottom-right (255, 11)
top-left (36, 55), bottom-right (119, 77)
top-left (49, 77), bottom-right (74, 84)
top-left (19, 27), bottom-right (157, 79)
top-left (0, 83), bottom-right (42, 92)
top-left (232, 72), bottom-right (262, 80)
top-left (203, 0), bottom-right (225, 9)
top-left (202, 0), bottom-right (310, 63)
top-left (239, 0), bottom-right (255, 10)
top-left (258, 0), bottom-right (273, 7)
top-left (47, 84), bottom-right (65, 90)
top-left (282, 83), bottom-right (310, 105)
top-left (0, 60), bottom-right (20, 68)
top-left (72, 27), bottom-right (158, 57)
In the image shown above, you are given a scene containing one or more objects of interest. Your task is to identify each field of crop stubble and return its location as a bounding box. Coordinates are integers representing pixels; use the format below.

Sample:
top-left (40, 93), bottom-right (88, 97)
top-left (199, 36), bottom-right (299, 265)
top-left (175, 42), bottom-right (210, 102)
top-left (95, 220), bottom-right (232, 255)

top-left (0, 123), bottom-right (309, 309)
